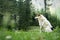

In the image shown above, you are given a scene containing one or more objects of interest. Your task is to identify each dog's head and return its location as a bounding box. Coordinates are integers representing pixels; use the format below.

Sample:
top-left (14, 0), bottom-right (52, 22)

top-left (35, 14), bottom-right (41, 19)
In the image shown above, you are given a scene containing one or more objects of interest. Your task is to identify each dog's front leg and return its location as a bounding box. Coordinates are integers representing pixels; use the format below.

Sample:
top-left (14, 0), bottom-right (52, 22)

top-left (40, 26), bottom-right (42, 33)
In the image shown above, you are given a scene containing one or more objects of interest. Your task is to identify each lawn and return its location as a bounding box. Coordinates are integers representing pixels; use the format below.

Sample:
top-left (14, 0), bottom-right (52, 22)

top-left (0, 26), bottom-right (60, 40)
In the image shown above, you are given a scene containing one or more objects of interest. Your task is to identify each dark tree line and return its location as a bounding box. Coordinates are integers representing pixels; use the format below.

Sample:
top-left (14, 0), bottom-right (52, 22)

top-left (18, 0), bottom-right (31, 30)
top-left (0, 0), bottom-right (32, 30)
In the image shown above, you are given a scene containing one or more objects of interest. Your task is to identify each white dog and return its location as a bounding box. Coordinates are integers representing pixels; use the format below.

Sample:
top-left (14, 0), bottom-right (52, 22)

top-left (35, 14), bottom-right (53, 32)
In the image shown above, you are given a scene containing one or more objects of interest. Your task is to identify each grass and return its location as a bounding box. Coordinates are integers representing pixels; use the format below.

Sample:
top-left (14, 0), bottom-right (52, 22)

top-left (0, 26), bottom-right (60, 40)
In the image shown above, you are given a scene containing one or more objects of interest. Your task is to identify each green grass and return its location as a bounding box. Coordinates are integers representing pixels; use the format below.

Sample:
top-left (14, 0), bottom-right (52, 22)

top-left (0, 26), bottom-right (60, 40)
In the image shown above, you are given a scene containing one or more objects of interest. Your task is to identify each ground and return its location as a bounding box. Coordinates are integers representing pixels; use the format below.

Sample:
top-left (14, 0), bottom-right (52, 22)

top-left (0, 26), bottom-right (60, 40)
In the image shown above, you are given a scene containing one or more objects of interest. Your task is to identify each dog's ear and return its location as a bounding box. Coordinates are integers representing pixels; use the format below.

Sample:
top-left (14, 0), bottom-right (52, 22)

top-left (35, 13), bottom-right (42, 16)
top-left (36, 14), bottom-right (40, 16)
top-left (38, 14), bottom-right (40, 16)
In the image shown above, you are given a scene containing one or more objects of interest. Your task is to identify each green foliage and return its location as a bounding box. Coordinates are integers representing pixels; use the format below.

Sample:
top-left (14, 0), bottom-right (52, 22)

top-left (18, 0), bottom-right (31, 30)
top-left (0, 0), bottom-right (16, 13)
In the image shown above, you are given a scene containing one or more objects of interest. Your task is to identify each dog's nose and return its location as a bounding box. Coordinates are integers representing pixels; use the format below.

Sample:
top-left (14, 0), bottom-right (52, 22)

top-left (35, 17), bottom-right (36, 19)
top-left (35, 17), bottom-right (38, 19)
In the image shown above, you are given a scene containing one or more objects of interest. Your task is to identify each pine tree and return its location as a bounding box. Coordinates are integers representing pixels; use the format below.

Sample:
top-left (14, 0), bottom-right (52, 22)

top-left (18, 0), bottom-right (31, 30)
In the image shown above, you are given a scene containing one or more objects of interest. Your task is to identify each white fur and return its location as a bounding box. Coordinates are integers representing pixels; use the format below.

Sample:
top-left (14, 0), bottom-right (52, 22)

top-left (35, 14), bottom-right (52, 32)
